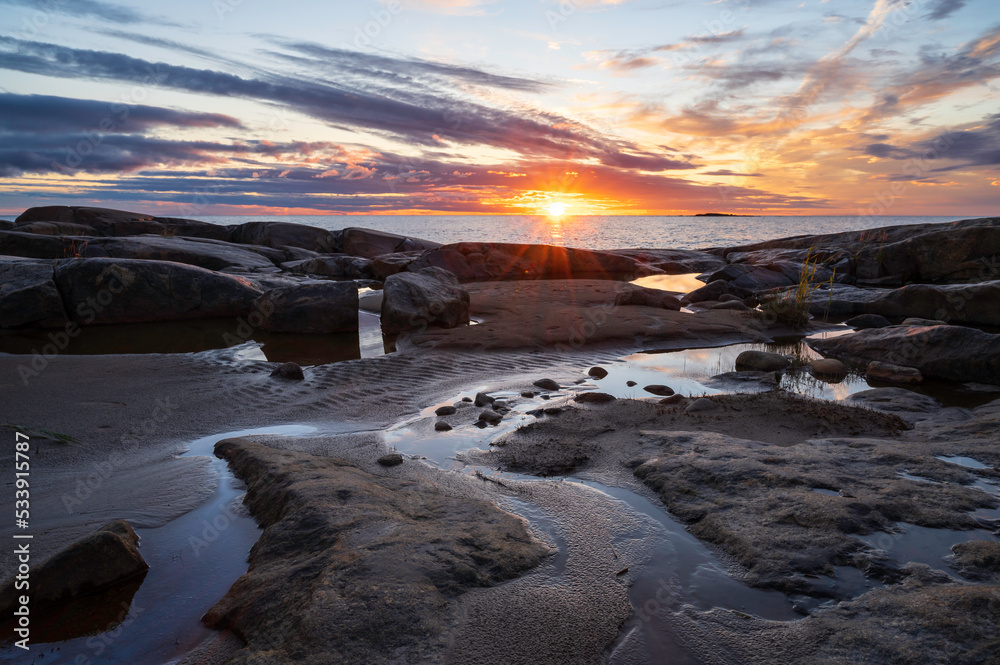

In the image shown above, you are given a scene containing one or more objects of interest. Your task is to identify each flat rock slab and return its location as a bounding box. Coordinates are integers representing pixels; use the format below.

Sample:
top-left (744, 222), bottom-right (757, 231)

top-left (206, 438), bottom-right (548, 664)
top-left (809, 325), bottom-right (1000, 384)
top-left (410, 280), bottom-right (789, 351)
top-left (53, 258), bottom-right (262, 324)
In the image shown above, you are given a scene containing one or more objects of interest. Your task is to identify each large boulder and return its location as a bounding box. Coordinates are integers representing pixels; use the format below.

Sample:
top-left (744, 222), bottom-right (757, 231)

top-left (407, 242), bottom-right (649, 283)
top-left (808, 325), bottom-right (1000, 384)
top-left (53, 258), bottom-right (262, 324)
top-left (0, 520), bottom-right (147, 613)
top-left (15, 206), bottom-right (230, 240)
top-left (605, 248), bottom-right (725, 274)
top-left (864, 282), bottom-right (1000, 328)
top-left (229, 221), bottom-right (340, 253)
top-left (339, 227), bottom-right (440, 259)
top-left (381, 267), bottom-right (470, 335)
top-left (99, 236), bottom-right (279, 272)
top-left (613, 284), bottom-right (681, 309)
top-left (683, 279), bottom-right (753, 304)
top-left (371, 251), bottom-right (423, 280)
top-left (281, 255), bottom-right (374, 280)
top-left (853, 224), bottom-right (1000, 285)
top-left (0, 230), bottom-right (281, 272)
top-left (764, 284), bottom-right (892, 318)
top-left (0, 258), bottom-right (68, 328)
top-left (253, 281), bottom-right (358, 334)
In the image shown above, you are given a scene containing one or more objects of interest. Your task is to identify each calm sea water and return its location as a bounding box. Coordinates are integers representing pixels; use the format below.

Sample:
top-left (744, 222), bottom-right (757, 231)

top-left (1, 213), bottom-right (967, 250)
top-left (196, 215), bottom-right (963, 250)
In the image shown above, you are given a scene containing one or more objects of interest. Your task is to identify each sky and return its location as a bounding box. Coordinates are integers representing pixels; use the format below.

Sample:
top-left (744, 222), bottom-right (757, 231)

top-left (0, 0), bottom-right (998, 216)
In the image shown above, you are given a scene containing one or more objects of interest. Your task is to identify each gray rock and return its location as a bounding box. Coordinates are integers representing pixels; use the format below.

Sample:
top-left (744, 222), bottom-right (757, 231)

top-left (229, 221), bottom-right (340, 252)
top-left (407, 242), bottom-right (648, 283)
top-left (845, 313), bottom-right (892, 329)
top-left (613, 284), bottom-right (681, 310)
top-left (866, 282), bottom-right (1000, 327)
top-left (371, 251), bottom-right (423, 280)
top-left (435, 405), bottom-right (457, 416)
top-left (643, 384), bottom-right (675, 396)
top-left (702, 300), bottom-right (751, 311)
top-left (479, 409), bottom-right (503, 425)
top-left (381, 267), bottom-right (470, 335)
top-left (253, 282), bottom-right (359, 334)
top-left (573, 392), bottom-right (617, 404)
top-left (683, 279), bottom-right (753, 304)
top-left (270, 362), bottom-right (305, 380)
top-left (282, 255), bottom-right (375, 280)
top-left (660, 394), bottom-right (686, 405)
top-left (809, 325), bottom-right (1000, 384)
top-left (434, 421), bottom-right (453, 432)
top-left (340, 228), bottom-right (441, 259)
top-left (604, 248), bottom-right (725, 274)
top-left (0, 520), bottom-right (147, 615)
top-left (53, 258), bottom-right (262, 325)
top-left (533, 378), bottom-right (561, 391)
top-left (15, 205), bottom-right (230, 240)
top-left (474, 392), bottom-right (494, 407)
top-left (377, 453), bottom-right (404, 467)
top-left (685, 397), bottom-right (721, 413)
top-left (0, 258), bottom-right (68, 328)
top-left (809, 359), bottom-right (848, 381)
top-left (588, 366), bottom-right (609, 379)
top-left (626, 381), bottom-right (637, 387)
top-left (735, 350), bottom-right (791, 372)
top-left (867, 361), bottom-right (923, 384)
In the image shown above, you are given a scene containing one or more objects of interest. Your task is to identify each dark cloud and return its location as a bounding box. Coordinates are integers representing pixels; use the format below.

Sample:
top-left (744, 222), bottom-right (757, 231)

top-left (0, 37), bottom-right (697, 172)
top-left (0, 0), bottom-right (180, 27)
top-left (925, 0), bottom-right (967, 20)
top-left (0, 92), bottom-right (243, 133)
top-left (265, 38), bottom-right (552, 93)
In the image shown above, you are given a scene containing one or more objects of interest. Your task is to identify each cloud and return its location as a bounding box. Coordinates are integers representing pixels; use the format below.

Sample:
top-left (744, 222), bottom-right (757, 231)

top-left (0, 0), bottom-right (180, 27)
top-left (925, 0), bottom-right (966, 20)
top-left (700, 169), bottom-right (764, 177)
top-left (0, 92), bottom-right (243, 133)
top-left (0, 37), bottom-right (697, 172)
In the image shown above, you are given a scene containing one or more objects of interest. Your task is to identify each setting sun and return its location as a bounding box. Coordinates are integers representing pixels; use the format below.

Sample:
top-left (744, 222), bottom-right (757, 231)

top-left (547, 202), bottom-right (567, 217)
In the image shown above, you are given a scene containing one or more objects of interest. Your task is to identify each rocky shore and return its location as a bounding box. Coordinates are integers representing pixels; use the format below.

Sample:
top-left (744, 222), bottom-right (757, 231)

top-left (1, 206), bottom-right (998, 664)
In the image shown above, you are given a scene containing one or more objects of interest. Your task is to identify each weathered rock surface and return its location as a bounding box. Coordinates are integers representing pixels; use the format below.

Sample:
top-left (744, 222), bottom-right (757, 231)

top-left (606, 248), bottom-right (725, 274)
top-left (809, 325), bottom-right (1000, 384)
top-left (574, 392), bottom-right (617, 403)
top-left (0, 230), bottom-right (281, 272)
top-left (205, 439), bottom-right (548, 664)
top-left (270, 362), bottom-right (305, 380)
top-left (370, 251), bottom-right (422, 280)
top-left (253, 282), bottom-right (358, 334)
top-left (735, 350), bottom-right (791, 372)
top-left (642, 384), bottom-right (675, 396)
top-left (339, 227), bottom-right (440, 259)
top-left (683, 279), bottom-right (753, 304)
top-left (0, 258), bottom-right (68, 328)
top-left (0, 520), bottom-right (147, 613)
top-left (381, 267), bottom-right (469, 335)
top-left (407, 242), bottom-right (649, 283)
top-left (53, 258), bottom-right (262, 324)
top-left (809, 358), bottom-right (848, 381)
top-left (613, 284), bottom-right (682, 309)
top-left (867, 361), bottom-right (923, 384)
top-left (281, 255), bottom-right (374, 280)
top-left (228, 221), bottom-right (340, 253)
top-left (15, 206), bottom-right (231, 240)
top-left (845, 313), bottom-right (892, 329)
top-left (865, 282), bottom-right (1000, 327)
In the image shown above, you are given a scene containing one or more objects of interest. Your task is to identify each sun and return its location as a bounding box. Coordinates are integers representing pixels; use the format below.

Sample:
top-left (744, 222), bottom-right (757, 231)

top-left (547, 202), bottom-right (567, 217)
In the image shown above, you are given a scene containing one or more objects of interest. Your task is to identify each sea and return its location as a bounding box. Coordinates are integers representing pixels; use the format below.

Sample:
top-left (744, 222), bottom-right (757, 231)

top-left (192, 214), bottom-right (963, 250)
top-left (0, 213), bottom-right (969, 249)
